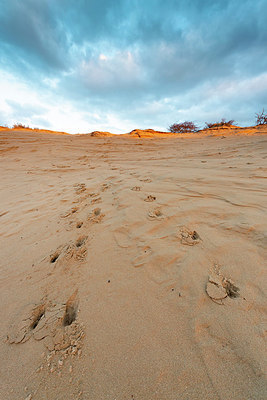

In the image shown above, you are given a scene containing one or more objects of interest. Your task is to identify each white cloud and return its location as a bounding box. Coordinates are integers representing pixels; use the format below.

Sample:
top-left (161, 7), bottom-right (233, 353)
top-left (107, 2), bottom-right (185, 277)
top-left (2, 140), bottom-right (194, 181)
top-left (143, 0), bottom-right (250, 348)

top-left (79, 49), bottom-right (144, 91)
top-left (0, 69), bottom-right (135, 133)
top-left (43, 77), bottom-right (60, 89)
top-left (99, 54), bottom-right (107, 61)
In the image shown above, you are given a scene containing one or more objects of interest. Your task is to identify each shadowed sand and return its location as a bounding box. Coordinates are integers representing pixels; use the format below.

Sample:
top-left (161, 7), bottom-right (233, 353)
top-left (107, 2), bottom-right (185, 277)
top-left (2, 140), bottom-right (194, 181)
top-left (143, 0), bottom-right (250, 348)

top-left (0, 126), bottom-right (266, 399)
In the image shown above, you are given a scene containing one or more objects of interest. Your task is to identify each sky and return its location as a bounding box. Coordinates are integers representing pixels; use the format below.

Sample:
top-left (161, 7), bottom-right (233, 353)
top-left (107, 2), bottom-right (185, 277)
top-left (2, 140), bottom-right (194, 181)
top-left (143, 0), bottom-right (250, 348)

top-left (0, 0), bottom-right (267, 134)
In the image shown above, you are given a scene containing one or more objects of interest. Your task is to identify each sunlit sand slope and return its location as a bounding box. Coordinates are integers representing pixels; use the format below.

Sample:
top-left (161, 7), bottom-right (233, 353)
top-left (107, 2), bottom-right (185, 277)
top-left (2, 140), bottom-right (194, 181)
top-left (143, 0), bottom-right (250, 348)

top-left (0, 128), bottom-right (266, 399)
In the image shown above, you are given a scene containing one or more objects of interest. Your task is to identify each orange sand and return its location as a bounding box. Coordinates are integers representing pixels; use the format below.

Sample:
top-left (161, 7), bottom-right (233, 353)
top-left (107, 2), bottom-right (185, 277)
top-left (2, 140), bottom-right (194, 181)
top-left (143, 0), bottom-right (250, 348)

top-left (0, 126), bottom-right (266, 399)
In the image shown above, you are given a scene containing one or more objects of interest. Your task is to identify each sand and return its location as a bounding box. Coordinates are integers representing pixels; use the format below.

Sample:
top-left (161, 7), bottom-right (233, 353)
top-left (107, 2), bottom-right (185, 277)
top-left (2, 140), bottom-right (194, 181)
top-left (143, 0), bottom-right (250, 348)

top-left (0, 126), bottom-right (266, 399)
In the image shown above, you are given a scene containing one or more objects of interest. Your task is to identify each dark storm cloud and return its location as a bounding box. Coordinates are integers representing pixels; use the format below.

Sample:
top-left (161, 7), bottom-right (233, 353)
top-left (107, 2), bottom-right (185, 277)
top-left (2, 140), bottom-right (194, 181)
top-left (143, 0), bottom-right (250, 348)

top-left (0, 0), bottom-right (266, 130)
top-left (0, 0), bottom-right (68, 71)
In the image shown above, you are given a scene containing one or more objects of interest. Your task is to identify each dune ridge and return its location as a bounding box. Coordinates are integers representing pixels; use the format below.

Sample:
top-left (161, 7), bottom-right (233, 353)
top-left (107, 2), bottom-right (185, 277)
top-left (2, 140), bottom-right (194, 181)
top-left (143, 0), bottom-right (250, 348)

top-left (1, 124), bottom-right (266, 137)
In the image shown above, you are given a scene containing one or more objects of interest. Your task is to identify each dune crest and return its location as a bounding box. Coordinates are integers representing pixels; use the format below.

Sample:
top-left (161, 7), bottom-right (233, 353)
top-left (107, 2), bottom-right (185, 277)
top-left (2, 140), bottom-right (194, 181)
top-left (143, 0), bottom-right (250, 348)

top-left (1, 124), bottom-right (267, 137)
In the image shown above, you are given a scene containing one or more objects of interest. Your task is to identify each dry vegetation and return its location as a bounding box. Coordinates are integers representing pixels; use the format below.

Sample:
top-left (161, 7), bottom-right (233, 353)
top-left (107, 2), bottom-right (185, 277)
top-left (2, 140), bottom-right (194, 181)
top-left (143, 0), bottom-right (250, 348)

top-left (204, 119), bottom-right (235, 129)
top-left (255, 109), bottom-right (267, 125)
top-left (169, 121), bottom-right (198, 133)
top-left (12, 123), bottom-right (30, 129)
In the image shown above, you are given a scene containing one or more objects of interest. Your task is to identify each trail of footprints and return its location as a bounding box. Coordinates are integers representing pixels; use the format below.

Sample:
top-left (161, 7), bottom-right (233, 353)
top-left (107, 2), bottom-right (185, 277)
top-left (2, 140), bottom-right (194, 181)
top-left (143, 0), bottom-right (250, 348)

top-left (127, 176), bottom-right (240, 303)
top-left (7, 290), bottom-right (83, 352)
top-left (50, 235), bottom-right (88, 265)
top-left (7, 290), bottom-right (84, 399)
top-left (7, 173), bottom-right (241, 398)
top-left (6, 180), bottom-right (110, 398)
top-left (113, 173), bottom-right (240, 305)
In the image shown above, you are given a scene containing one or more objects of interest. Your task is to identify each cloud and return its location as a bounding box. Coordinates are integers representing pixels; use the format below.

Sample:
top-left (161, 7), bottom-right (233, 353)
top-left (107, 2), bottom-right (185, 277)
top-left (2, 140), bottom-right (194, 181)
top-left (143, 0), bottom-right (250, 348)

top-left (0, 0), bottom-right (68, 73)
top-left (79, 50), bottom-right (144, 92)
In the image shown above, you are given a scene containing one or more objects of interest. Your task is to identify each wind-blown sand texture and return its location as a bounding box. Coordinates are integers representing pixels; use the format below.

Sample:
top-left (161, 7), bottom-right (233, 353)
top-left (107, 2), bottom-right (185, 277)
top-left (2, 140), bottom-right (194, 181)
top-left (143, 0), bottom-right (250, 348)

top-left (0, 126), bottom-right (266, 400)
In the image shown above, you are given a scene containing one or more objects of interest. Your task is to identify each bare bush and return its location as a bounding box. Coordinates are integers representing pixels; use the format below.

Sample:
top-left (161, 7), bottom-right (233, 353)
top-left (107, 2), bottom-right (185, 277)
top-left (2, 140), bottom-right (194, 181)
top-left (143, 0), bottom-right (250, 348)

top-left (169, 121), bottom-right (198, 133)
top-left (12, 123), bottom-right (29, 129)
top-left (204, 119), bottom-right (235, 129)
top-left (255, 109), bottom-right (267, 125)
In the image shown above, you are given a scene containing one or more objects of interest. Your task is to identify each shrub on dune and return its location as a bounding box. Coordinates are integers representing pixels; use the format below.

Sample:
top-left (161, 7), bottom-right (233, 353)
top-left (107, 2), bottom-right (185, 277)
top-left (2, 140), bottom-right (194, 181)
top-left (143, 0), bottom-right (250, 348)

top-left (255, 109), bottom-right (267, 125)
top-left (12, 123), bottom-right (29, 129)
top-left (204, 119), bottom-right (235, 129)
top-left (169, 121), bottom-right (198, 133)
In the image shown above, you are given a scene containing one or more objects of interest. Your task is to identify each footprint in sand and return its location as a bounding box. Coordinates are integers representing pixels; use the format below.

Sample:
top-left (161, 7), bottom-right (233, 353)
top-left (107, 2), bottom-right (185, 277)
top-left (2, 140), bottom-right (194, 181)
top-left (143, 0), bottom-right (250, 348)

top-left (49, 237), bottom-right (88, 265)
top-left (206, 265), bottom-right (240, 304)
top-left (75, 235), bottom-right (87, 248)
top-left (7, 302), bottom-right (46, 344)
top-left (50, 245), bottom-right (66, 264)
top-left (73, 183), bottom-right (86, 194)
top-left (147, 208), bottom-right (164, 220)
top-left (87, 191), bottom-right (100, 198)
top-left (140, 178), bottom-right (152, 183)
top-left (88, 208), bottom-right (105, 223)
top-left (179, 227), bottom-right (200, 246)
top-left (78, 155), bottom-right (89, 161)
top-left (101, 183), bottom-right (110, 192)
top-left (91, 196), bottom-right (102, 204)
top-left (60, 207), bottom-right (79, 218)
top-left (7, 291), bottom-right (84, 357)
top-left (144, 195), bottom-right (156, 202)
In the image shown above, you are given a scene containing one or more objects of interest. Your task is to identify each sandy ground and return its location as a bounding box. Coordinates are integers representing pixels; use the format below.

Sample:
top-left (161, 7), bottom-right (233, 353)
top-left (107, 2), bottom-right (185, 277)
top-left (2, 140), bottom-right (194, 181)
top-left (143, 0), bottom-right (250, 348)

top-left (0, 127), bottom-right (266, 400)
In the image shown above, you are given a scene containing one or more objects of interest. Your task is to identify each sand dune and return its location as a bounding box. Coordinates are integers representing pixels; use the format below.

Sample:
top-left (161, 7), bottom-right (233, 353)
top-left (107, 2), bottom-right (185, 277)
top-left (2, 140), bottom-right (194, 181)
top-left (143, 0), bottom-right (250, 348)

top-left (0, 126), bottom-right (69, 135)
top-left (2, 124), bottom-right (263, 137)
top-left (0, 126), bottom-right (266, 399)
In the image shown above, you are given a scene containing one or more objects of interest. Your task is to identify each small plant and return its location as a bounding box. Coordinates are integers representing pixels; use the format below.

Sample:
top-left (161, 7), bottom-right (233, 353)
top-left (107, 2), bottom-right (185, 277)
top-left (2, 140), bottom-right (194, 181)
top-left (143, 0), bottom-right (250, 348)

top-left (12, 123), bottom-right (29, 129)
top-left (169, 121), bottom-right (198, 133)
top-left (255, 109), bottom-right (267, 125)
top-left (204, 119), bottom-right (235, 129)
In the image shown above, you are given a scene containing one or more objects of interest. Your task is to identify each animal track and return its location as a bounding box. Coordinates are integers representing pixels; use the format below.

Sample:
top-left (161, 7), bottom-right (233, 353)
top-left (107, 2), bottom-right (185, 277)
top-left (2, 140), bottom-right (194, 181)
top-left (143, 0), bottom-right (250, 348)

top-left (91, 196), bottom-right (102, 204)
top-left (140, 178), bottom-right (152, 183)
top-left (66, 242), bottom-right (87, 261)
top-left (88, 208), bottom-right (105, 223)
top-left (49, 238), bottom-right (88, 265)
top-left (30, 305), bottom-right (45, 330)
top-left (63, 290), bottom-right (78, 326)
top-left (144, 195), bottom-right (156, 202)
top-left (7, 292), bottom-right (84, 358)
top-left (131, 186), bottom-right (141, 191)
top-left (50, 251), bottom-right (60, 264)
top-left (101, 183), bottom-right (110, 192)
top-left (88, 192), bottom-right (100, 199)
top-left (206, 265), bottom-right (240, 304)
top-left (60, 207), bottom-right (79, 218)
top-left (179, 227), bottom-right (200, 246)
top-left (7, 303), bottom-right (46, 344)
top-left (147, 208), bottom-right (164, 220)
top-left (75, 235), bottom-right (88, 248)
top-left (49, 245), bottom-right (65, 264)
top-left (73, 183), bottom-right (86, 194)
